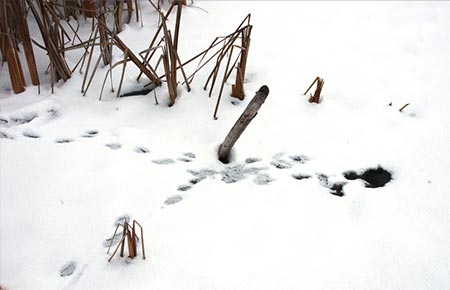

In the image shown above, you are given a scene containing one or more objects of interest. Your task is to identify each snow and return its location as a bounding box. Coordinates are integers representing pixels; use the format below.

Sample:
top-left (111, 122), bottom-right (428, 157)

top-left (1, 1), bottom-right (450, 290)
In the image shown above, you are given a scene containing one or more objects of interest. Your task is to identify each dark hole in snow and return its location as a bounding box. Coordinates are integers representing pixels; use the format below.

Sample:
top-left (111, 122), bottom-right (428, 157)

top-left (134, 146), bottom-right (149, 153)
top-left (231, 100), bottom-right (241, 106)
top-left (60, 261), bottom-right (77, 277)
top-left (271, 160), bottom-right (292, 169)
top-left (292, 173), bottom-right (311, 180)
top-left (165, 195), bottom-right (183, 205)
top-left (23, 132), bottom-right (40, 138)
top-left (105, 143), bottom-right (122, 150)
top-left (55, 138), bottom-right (74, 144)
top-left (177, 184), bottom-right (192, 192)
top-left (344, 166), bottom-right (392, 188)
top-left (245, 157), bottom-right (262, 164)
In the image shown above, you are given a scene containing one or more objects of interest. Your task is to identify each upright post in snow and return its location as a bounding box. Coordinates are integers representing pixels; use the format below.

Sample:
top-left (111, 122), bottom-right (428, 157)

top-left (218, 85), bottom-right (269, 164)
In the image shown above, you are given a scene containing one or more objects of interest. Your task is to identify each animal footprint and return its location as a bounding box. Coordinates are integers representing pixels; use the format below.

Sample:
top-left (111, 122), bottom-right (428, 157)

top-left (81, 130), bottom-right (98, 138)
top-left (23, 131), bottom-right (40, 139)
top-left (177, 152), bottom-right (196, 163)
top-left (134, 146), bottom-right (150, 154)
top-left (289, 155), bottom-right (310, 164)
top-left (177, 184), bottom-right (192, 192)
top-left (152, 158), bottom-right (175, 165)
top-left (318, 174), bottom-right (346, 197)
top-left (245, 157), bottom-right (262, 164)
top-left (60, 261), bottom-right (77, 277)
top-left (105, 143), bottom-right (122, 150)
top-left (164, 195), bottom-right (183, 205)
top-left (55, 138), bottom-right (74, 144)
top-left (0, 131), bottom-right (13, 139)
top-left (271, 159), bottom-right (292, 169)
top-left (254, 174), bottom-right (275, 185)
top-left (292, 173), bottom-right (311, 180)
top-left (189, 176), bottom-right (206, 185)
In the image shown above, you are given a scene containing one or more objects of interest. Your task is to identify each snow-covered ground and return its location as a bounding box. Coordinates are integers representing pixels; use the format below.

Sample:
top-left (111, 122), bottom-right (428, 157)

top-left (1, 1), bottom-right (450, 289)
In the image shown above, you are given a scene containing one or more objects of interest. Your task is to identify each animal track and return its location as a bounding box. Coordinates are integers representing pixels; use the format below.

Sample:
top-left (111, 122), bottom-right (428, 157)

top-left (292, 173), bottom-right (311, 180)
top-left (254, 174), bottom-right (275, 185)
top-left (289, 155), bottom-right (310, 164)
top-left (81, 130), bottom-right (98, 138)
top-left (177, 152), bottom-right (196, 163)
top-left (134, 146), bottom-right (150, 154)
top-left (55, 138), bottom-right (74, 144)
top-left (105, 143), bottom-right (122, 150)
top-left (164, 195), bottom-right (183, 205)
top-left (23, 131), bottom-right (40, 139)
top-left (271, 159), bottom-right (292, 169)
top-left (245, 157), bottom-right (262, 164)
top-left (60, 261), bottom-right (77, 277)
top-left (152, 158), bottom-right (175, 165)
top-left (177, 184), bottom-right (193, 192)
top-left (189, 176), bottom-right (206, 185)
top-left (318, 174), bottom-right (346, 197)
top-left (0, 131), bottom-right (13, 139)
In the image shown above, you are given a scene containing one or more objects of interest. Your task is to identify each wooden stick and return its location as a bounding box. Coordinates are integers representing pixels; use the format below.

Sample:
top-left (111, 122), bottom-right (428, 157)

top-left (213, 46), bottom-right (235, 119)
top-left (173, 0), bottom-right (183, 52)
top-left (399, 103), bottom-right (410, 112)
top-left (304, 77), bottom-right (319, 95)
top-left (218, 86), bottom-right (269, 163)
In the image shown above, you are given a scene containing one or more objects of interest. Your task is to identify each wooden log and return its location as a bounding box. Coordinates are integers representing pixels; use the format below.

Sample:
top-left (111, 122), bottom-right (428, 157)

top-left (218, 85), bottom-right (269, 163)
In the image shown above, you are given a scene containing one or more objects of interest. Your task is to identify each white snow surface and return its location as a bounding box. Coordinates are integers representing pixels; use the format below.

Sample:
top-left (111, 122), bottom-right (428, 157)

top-left (1, 1), bottom-right (450, 289)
